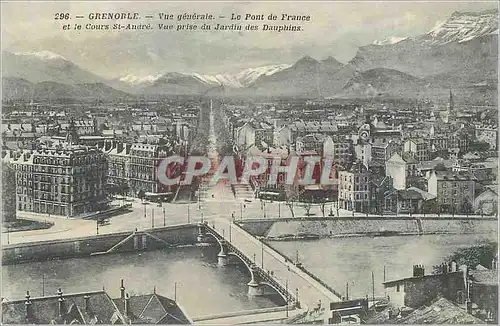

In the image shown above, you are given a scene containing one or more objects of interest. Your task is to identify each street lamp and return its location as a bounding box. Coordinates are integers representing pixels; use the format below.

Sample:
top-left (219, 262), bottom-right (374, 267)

top-left (151, 208), bottom-right (155, 228)
top-left (163, 206), bottom-right (166, 227)
top-left (285, 279), bottom-right (289, 317)
top-left (261, 241), bottom-right (264, 269)
top-left (278, 202), bottom-right (281, 218)
top-left (96, 220), bottom-right (99, 235)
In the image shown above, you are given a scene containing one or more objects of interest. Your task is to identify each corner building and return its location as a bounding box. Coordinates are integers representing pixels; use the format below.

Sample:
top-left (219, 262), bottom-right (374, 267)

top-left (11, 144), bottom-right (108, 217)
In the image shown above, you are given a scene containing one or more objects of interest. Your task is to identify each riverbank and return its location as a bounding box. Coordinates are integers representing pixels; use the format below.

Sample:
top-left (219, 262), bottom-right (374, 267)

top-left (238, 217), bottom-right (497, 239)
top-left (2, 224), bottom-right (199, 265)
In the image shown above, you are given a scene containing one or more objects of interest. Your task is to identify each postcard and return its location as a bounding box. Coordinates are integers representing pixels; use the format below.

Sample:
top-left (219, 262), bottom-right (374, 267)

top-left (1, 1), bottom-right (498, 324)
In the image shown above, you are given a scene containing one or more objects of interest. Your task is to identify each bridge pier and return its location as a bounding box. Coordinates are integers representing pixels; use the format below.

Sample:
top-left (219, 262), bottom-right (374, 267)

top-left (247, 279), bottom-right (262, 297)
top-left (217, 240), bottom-right (228, 267)
top-left (197, 222), bottom-right (208, 242)
top-left (247, 265), bottom-right (262, 297)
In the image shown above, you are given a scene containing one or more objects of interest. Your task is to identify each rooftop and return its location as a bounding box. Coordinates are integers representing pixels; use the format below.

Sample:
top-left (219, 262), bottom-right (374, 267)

top-left (397, 298), bottom-right (484, 324)
top-left (2, 288), bottom-right (191, 325)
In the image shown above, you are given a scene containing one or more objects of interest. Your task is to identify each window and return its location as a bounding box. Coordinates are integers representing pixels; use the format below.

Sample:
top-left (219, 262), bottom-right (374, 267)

top-left (396, 284), bottom-right (400, 292)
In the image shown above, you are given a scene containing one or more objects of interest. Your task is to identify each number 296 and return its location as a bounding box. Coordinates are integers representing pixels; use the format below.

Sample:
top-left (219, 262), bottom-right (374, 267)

top-left (55, 13), bottom-right (70, 20)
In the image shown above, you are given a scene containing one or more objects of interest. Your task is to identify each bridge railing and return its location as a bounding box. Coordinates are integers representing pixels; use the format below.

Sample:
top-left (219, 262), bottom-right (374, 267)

top-left (205, 225), bottom-right (297, 304)
top-left (226, 221), bottom-right (343, 301)
top-left (234, 221), bottom-right (341, 296)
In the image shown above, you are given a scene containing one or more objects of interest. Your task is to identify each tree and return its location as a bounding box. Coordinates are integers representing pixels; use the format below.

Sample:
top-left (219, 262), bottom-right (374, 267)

top-left (434, 163), bottom-right (448, 171)
top-left (137, 189), bottom-right (146, 199)
top-left (302, 199), bottom-right (313, 216)
top-left (285, 197), bottom-right (295, 218)
top-left (120, 182), bottom-right (130, 196)
top-left (469, 141), bottom-right (490, 152)
top-left (447, 241), bottom-right (497, 270)
top-left (320, 201), bottom-right (326, 218)
top-left (284, 184), bottom-right (299, 218)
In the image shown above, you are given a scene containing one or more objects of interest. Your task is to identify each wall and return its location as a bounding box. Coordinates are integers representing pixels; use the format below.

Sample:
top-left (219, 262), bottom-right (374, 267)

top-left (386, 283), bottom-right (405, 307)
top-left (239, 218), bottom-right (497, 239)
top-left (2, 224), bottom-right (198, 265)
top-left (386, 159), bottom-right (406, 190)
top-left (238, 220), bottom-right (275, 237)
top-left (471, 283), bottom-right (498, 323)
top-left (404, 272), bottom-right (465, 308)
top-left (1, 160), bottom-right (17, 222)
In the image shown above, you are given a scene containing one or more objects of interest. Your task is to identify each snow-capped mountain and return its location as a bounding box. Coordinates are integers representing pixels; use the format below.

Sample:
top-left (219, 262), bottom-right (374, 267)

top-left (119, 74), bottom-right (163, 85)
top-left (373, 36), bottom-right (408, 46)
top-left (118, 64), bottom-right (292, 90)
top-left (425, 9), bottom-right (498, 44)
top-left (3, 51), bottom-right (106, 85)
top-left (349, 9), bottom-right (498, 80)
top-left (14, 50), bottom-right (67, 61)
top-left (234, 64), bottom-right (291, 87)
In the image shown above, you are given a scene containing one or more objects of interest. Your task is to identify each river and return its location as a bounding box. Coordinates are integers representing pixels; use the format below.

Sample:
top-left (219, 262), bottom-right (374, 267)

top-left (270, 233), bottom-right (497, 300)
top-left (3, 233), bottom-right (496, 317)
top-left (1, 245), bottom-right (283, 318)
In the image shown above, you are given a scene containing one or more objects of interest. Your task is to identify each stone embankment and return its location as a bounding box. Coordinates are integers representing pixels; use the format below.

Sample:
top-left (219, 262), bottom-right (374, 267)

top-left (2, 224), bottom-right (198, 265)
top-left (238, 217), bottom-right (497, 239)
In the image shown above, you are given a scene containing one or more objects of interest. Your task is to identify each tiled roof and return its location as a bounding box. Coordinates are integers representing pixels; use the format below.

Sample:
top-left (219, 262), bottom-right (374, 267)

top-left (470, 270), bottom-right (498, 285)
top-left (1, 290), bottom-right (121, 325)
top-left (112, 294), bottom-right (189, 324)
top-left (401, 152), bottom-right (418, 164)
top-left (407, 187), bottom-right (436, 201)
top-left (398, 298), bottom-right (484, 324)
top-left (3, 290), bottom-right (190, 325)
top-left (434, 171), bottom-right (475, 181)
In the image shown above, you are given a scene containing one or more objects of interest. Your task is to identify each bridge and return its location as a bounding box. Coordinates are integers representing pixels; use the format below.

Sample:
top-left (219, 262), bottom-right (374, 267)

top-left (195, 218), bottom-right (342, 324)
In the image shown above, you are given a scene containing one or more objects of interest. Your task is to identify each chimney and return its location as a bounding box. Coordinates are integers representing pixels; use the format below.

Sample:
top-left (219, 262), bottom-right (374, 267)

top-left (466, 301), bottom-right (472, 314)
top-left (451, 261), bottom-right (458, 272)
top-left (124, 293), bottom-right (130, 317)
top-left (57, 288), bottom-right (65, 317)
top-left (412, 265), bottom-right (425, 277)
top-left (83, 295), bottom-right (90, 312)
top-left (120, 279), bottom-right (125, 299)
top-left (24, 291), bottom-right (32, 320)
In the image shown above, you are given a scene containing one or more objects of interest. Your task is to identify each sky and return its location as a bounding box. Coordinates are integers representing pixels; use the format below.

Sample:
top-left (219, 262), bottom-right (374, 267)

top-left (1, 1), bottom-right (498, 79)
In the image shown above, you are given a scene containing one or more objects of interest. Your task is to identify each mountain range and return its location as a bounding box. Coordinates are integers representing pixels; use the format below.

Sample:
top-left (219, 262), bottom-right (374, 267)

top-left (2, 9), bottom-right (498, 102)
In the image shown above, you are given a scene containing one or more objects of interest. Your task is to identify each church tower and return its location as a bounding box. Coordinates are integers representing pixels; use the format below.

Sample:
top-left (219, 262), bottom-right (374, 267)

top-left (65, 119), bottom-right (80, 145)
top-left (445, 89), bottom-right (456, 123)
top-left (448, 89), bottom-right (454, 111)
